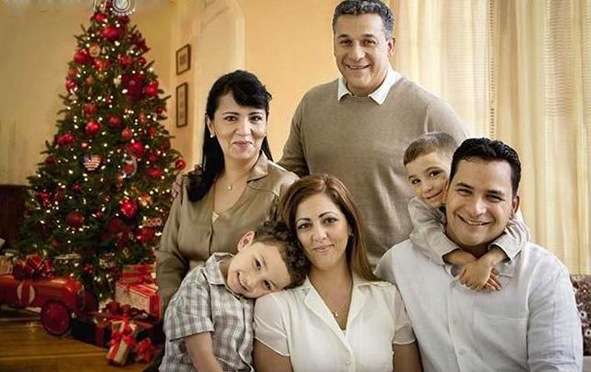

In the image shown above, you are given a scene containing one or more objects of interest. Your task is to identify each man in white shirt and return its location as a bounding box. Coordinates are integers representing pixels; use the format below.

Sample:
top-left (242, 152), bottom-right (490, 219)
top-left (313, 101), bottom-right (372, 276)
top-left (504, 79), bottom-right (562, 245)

top-left (376, 137), bottom-right (582, 371)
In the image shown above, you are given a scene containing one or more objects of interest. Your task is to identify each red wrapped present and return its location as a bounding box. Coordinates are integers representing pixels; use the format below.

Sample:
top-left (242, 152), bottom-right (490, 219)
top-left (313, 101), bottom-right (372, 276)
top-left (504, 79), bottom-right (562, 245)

top-left (12, 254), bottom-right (54, 280)
top-left (120, 263), bottom-right (155, 285)
top-left (107, 319), bottom-right (139, 366)
top-left (115, 282), bottom-right (159, 319)
top-left (93, 301), bottom-right (164, 345)
top-left (133, 338), bottom-right (157, 363)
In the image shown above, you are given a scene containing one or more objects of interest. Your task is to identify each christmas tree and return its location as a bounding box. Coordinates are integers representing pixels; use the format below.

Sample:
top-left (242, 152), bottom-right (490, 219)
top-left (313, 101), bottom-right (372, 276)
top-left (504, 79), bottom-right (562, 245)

top-left (16, 0), bottom-right (185, 301)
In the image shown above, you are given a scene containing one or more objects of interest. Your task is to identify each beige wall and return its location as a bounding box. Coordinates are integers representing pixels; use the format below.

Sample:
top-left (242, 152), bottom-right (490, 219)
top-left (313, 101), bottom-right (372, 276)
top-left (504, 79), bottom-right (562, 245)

top-left (0, 0), bottom-right (344, 184)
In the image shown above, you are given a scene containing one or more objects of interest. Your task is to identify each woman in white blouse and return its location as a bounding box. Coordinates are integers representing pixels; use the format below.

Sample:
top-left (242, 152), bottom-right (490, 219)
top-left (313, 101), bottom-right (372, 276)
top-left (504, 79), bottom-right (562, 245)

top-left (254, 174), bottom-right (422, 372)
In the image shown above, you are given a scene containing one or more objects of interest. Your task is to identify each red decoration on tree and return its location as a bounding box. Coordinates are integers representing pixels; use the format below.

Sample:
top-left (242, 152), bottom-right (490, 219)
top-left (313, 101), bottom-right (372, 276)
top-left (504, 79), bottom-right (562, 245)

top-left (85, 120), bottom-right (101, 136)
top-left (66, 211), bottom-right (85, 228)
top-left (146, 167), bottom-right (163, 179)
top-left (128, 141), bottom-right (144, 158)
top-left (119, 199), bottom-right (138, 219)
top-left (83, 103), bottom-right (97, 116)
top-left (108, 115), bottom-right (123, 128)
top-left (121, 128), bottom-right (133, 141)
top-left (71, 183), bottom-right (82, 192)
top-left (56, 132), bottom-right (75, 146)
top-left (143, 81), bottom-right (158, 97)
top-left (175, 159), bottom-right (186, 170)
top-left (73, 50), bottom-right (90, 65)
top-left (102, 26), bottom-right (120, 42)
top-left (45, 156), bottom-right (56, 166)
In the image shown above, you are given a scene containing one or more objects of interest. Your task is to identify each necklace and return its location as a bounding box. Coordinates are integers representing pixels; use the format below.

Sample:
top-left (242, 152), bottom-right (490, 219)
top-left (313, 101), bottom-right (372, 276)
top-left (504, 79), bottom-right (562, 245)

top-left (331, 290), bottom-right (351, 319)
top-left (219, 170), bottom-right (250, 191)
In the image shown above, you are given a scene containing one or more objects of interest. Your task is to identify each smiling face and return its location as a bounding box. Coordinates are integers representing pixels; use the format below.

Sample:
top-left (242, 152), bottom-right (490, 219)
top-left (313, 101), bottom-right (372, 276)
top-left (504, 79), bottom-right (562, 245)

top-left (445, 159), bottom-right (519, 257)
top-left (405, 151), bottom-right (451, 209)
top-left (223, 234), bottom-right (292, 298)
top-left (207, 92), bottom-right (267, 164)
top-left (333, 13), bottom-right (394, 97)
top-left (294, 193), bottom-right (351, 272)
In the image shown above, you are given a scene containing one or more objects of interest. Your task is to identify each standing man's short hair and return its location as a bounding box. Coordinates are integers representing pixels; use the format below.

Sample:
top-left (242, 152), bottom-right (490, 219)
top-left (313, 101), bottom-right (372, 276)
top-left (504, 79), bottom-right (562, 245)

top-left (332, 0), bottom-right (394, 38)
top-left (450, 138), bottom-right (522, 196)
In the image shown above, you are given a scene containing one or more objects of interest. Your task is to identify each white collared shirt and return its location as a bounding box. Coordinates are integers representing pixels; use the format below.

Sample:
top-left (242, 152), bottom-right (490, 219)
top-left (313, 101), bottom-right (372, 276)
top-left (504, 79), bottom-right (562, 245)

top-left (376, 240), bottom-right (582, 372)
top-left (337, 66), bottom-right (401, 104)
top-left (254, 274), bottom-right (414, 372)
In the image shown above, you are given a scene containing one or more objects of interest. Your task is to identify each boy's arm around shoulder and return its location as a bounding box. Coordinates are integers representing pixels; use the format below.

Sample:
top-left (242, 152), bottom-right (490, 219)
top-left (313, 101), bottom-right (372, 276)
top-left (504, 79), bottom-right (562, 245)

top-left (491, 209), bottom-right (531, 261)
top-left (408, 197), bottom-right (458, 265)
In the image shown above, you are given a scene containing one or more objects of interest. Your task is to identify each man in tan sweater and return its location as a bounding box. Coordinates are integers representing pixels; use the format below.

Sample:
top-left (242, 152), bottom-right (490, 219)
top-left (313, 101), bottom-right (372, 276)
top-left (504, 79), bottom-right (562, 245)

top-left (279, 0), bottom-right (469, 267)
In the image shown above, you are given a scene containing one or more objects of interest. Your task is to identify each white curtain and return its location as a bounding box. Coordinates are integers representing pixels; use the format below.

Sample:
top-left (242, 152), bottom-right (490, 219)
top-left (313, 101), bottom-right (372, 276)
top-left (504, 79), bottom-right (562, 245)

top-left (391, 0), bottom-right (591, 273)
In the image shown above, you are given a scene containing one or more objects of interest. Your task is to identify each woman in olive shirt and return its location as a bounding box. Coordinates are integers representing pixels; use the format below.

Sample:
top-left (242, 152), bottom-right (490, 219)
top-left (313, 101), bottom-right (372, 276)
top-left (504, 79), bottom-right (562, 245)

top-left (156, 70), bottom-right (298, 309)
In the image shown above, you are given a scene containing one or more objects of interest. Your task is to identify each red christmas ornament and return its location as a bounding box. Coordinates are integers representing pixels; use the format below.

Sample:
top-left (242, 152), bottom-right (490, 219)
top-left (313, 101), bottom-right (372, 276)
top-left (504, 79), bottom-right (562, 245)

top-left (45, 156), bottom-right (56, 166)
top-left (118, 54), bottom-right (133, 67)
top-left (94, 12), bottom-right (107, 23)
top-left (85, 120), bottom-right (101, 136)
top-left (94, 211), bottom-right (104, 219)
top-left (138, 56), bottom-right (147, 66)
top-left (143, 82), bottom-right (158, 97)
top-left (156, 106), bottom-right (165, 114)
top-left (121, 73), bottom-right (144, 99)
top-left (135, 227), bottom-right (155, 243)
top-left (102, 26), bottom-right (120, 42)
top-left (121, 128), bottom-right (133, 141)
top-left (147, 167), bottom-right (163, 179)
top-left (71, 183), bottom-right (82, 192)
top-left (146, 151), bottom-right (159, 163)
top-left (65, 79), bottom-right (77, 92)
top-left (85, 76), bottom-right (95, 85)
top-left (175, 159), bottom-right (186, 170)
top-left (146, 126), bottom-right (157, 138)
top-left (73, 50), bottom-right (89, 65)
top-left (57, 132), bottom-right (75, 146)
top-left (38, 191), bottom-right (51, 206)
top-left (83, 103), bottom-right (97, 116)
top-left (67, 68), bottom-right (78, 78)
top-left (128, 141), bottom-right (144, 158)
top-left (93, 58), bottom-right (110, 71)
top-left (138, 112), bottom-right (148, 124)
top-left (108, 115), bottom-right (123, 128)
top-left (119, 198), bottom-right (138, 219)
top-left (66, 210), bottom-right (85, 228)
top-left (118, 15), bottom-right (130, 24)
top-left (159, 139), bottom-right (171, 150)
top-left (103, 195), bottom-right (111, 203)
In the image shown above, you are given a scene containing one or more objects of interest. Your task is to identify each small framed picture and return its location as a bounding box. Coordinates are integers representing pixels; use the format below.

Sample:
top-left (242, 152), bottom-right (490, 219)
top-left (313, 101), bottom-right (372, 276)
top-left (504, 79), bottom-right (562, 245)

top-left (176, 44), bottom-right (191, 75)
top-left (176, 83), bottom-right (188, 128)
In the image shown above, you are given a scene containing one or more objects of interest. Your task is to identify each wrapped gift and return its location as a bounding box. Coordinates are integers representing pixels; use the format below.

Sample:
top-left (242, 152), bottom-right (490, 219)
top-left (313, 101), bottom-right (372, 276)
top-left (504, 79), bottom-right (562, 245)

top-left (133, 338), bottom-right (157, 363)
top-left (115, 282), bottom-right (159, 319)
top-left (71, 316), bottom-right (112, 348)
top-left (120, 263), bottom-right (155, 285)
top-left (94, 301), bottom-right (164, 345)
top-left (107, 320), bottom-right (139, 366)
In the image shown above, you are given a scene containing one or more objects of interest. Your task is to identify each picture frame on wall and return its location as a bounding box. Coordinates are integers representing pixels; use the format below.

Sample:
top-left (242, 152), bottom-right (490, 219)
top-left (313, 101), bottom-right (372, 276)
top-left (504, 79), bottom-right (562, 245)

top-left (176, 83), bottom-right (188, 128)
top-left (176, 44), bottom-right (191, 75)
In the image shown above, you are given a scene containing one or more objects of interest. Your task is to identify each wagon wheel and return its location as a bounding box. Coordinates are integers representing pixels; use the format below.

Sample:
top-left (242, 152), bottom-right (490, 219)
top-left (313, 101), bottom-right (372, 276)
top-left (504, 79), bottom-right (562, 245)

top-left (41, 300), bottom-right (71, 336)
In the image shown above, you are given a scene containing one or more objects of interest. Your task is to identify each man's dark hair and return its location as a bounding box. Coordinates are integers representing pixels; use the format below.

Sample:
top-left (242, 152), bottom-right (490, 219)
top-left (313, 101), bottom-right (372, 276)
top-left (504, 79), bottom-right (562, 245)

top-left (332, 0), bottom-right (394, 38)
top-left (450, 138), bottom-right (522, 195)
top-left (253, 220), bottom-right (310, 288)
